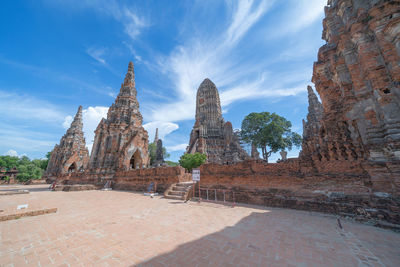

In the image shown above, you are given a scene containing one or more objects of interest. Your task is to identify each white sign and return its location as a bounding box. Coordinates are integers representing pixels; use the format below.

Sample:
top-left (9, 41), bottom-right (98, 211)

top-left (17, 204), bottom-right (28, 210)
top-left (192, 169), bottom-right (200, 181)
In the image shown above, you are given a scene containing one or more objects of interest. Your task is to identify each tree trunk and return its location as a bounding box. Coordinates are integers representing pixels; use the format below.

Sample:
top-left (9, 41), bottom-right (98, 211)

top-left (262, 146), bottom-right (268, 162)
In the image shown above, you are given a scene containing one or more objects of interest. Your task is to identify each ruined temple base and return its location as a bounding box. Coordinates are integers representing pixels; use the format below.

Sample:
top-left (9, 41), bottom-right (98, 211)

top-left (52, 161), bottom-right (400, 228)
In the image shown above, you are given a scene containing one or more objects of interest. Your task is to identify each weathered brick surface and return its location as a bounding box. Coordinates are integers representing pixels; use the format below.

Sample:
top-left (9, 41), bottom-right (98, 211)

top-left (88, 62), bottom-right (150, 173)
top-left (0, 208), bottom-right (57, 222)
top-left (45, 106), bottom-right (89, 178)
top-left (198, 160), bottom-right (400, 226)
top-left (187, 78), bottom-right (249, 164)
top-left (56, 166), bottom-right (191, 193)
top-left (302, 0), bottom-right (400, 191)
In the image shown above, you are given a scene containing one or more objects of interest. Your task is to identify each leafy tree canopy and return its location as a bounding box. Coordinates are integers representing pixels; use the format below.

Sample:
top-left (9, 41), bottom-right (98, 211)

top-left (240, 112), bottom-right (302, 161)
top-left (0, 152), bottom-right (51, 182)
top-left (179, 153), bottom-right (207, 172)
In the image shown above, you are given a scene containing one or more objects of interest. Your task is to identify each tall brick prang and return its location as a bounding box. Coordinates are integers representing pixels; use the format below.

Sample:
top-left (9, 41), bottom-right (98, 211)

top-left (45, 106), bottom-right (89, 177)
top-left (186, 78), bottom-right (249, 164)
top-left (89, 62), bottom-right (150, 173)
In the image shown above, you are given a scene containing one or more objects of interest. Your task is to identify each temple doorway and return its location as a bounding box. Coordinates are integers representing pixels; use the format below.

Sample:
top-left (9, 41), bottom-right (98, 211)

top-left (68, 162), bottom-right (77, 173)
top-left (130, 150), bottom-right (142, 169)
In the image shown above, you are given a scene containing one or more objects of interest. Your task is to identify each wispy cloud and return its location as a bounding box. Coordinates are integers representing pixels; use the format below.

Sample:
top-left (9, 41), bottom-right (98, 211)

top-left (166, 143), bottom-right (187, 152)
top-left (266, 0), bottom-right (326, 38)
top-left (144, 0), bottom-right (274, 123)
top-left (86, 46), bottom-right (107, 64)
top-left (143, 0), bottom-right (320, 124)
top-left (0, 122), bottom-right (57, 154)
top-left (0, 57), bottom-right (115, 97)
top-left (44, 0), bottom-right (149, 40)
top-left (0, 90), bottom-right (65, 122)
top-left (143, 121), bottom-right (180, 141)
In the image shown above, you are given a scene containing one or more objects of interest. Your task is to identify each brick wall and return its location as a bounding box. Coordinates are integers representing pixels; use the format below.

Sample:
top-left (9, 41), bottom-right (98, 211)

top-left (197, 160), bottom-right (400, 227)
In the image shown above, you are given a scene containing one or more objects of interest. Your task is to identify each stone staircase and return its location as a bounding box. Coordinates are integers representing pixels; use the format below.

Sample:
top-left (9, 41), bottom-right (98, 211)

top-left (164, 182), bottom-right (195, 201)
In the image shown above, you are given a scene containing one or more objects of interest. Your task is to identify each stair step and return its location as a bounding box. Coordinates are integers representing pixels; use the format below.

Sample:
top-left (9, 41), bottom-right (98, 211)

top-left (176, 182), bottom-right (194, 186)
top-left (173, 186), bottom-right (190, 191)
top-left (164, 195), bottom-right (184, 200)
top-left (169, 191), bottom-right (185, 196)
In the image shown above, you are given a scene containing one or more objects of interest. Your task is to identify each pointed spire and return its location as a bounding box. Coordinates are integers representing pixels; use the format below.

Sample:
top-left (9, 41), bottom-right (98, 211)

top-left (123, 61), bottom-right (135, 87)
top-left (68, 105), bottom-right (83, 132)
top-left (307, 85), bottom-right (323, 119)
top-left (154, 128), bottom-right (159, 143)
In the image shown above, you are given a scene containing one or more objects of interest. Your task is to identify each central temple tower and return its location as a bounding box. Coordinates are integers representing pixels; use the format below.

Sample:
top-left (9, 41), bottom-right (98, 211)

top-left (186, 78), bottom-right (249, 164)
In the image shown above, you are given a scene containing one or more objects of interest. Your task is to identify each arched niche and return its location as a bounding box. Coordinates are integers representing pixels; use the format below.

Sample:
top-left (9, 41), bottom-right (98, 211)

top-left (130, 150), bottom-right (142, 170)
top-left (68, 162), bottom-right (77, 173)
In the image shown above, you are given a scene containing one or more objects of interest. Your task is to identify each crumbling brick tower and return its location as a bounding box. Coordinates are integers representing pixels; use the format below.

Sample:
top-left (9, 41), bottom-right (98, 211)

top-left (186, 78), bottom-right (249, 164)
top-left (301, 0), bottom-right (400, 193)
top-left (45, 106), bottom-right (89, 177)
top-left (89, 62), bottom-right (150, 173)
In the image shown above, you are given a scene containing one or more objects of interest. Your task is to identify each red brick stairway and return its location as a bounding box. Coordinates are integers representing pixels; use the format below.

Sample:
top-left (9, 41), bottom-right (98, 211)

top-left (164, 182), bottom-right (194, 201)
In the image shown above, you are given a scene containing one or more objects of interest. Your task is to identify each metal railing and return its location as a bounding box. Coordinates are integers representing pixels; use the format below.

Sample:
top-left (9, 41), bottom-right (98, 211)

top-left (196, 187), bottom-right (235, 207)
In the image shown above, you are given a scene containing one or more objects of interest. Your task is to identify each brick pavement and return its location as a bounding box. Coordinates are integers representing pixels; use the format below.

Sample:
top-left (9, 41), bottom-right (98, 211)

top-left (0, 184), bottom-right (399, 266)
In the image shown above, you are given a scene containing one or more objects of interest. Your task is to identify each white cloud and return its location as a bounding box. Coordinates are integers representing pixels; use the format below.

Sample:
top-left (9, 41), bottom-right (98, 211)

top-left (62, 115), bottom-right (73, 129)
top-left (0, 123), bottom-right (56, 154)
top-left (166, 143), bottom-right (187, 152)
top-left (83, 106), bottom-right (109, 152)
top-left (5, 149), bottom-right (18, 157)
top-left (45, 0), bottom-right (149, 40)
top-left (143, 121), bottom-right (180, 142)
top-left (225, 0), bottom-right (274, 45)
top-left (0, 90), bottom-right (65, 122)
top-left (146, 0), bottom-right (275, 122)
top-left (86, 46), bottom-right (107, 64)
top-left (267, 0), bottom-right (325, 38)
top-left (124, 9), bottom-right (148, 39)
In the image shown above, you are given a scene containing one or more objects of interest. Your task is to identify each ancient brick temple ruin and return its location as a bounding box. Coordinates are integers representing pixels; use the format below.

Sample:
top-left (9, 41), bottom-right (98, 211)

top-left (89, 62), bottom-right (150, 173)
top-left (186, 78), bottom-right (249, 164)
top-left (300, 0), bottom-right (400, 190)
top-left (45, 106), bottom-right (89, 177)
top-left (51, 0), bottom-right (400, 228)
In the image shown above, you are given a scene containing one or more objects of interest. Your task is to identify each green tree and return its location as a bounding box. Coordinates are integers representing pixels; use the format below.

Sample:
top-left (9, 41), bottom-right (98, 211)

top-left (0, 156), bottom-right (19, 169)
top-left (148, 142), bottom-right (170, 165)
top-left (0, 154), bottom-right (46, 182)
top-left (179, 153), bottom-right (207, 172)
top-left (240, 112), bottom-right (302, 162)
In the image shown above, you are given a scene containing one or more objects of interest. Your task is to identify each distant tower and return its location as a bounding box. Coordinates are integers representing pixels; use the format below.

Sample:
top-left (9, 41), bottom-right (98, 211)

top-left (186, 78), bottom-right (249, 164)
top-left (153, 139), bottom-right (165, 166)
top-left (89, 62), bottom-right (150, 172)
top-left (154, 128), bottom-right (159, 144)
top-left (45, 106), bottom-right (89, 178)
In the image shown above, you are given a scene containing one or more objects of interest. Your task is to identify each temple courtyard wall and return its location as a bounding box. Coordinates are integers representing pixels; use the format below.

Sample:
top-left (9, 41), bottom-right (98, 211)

top-left (54, 166), bottom-right (191, 193)
top-left (52, 159), bottom-right (400, 228)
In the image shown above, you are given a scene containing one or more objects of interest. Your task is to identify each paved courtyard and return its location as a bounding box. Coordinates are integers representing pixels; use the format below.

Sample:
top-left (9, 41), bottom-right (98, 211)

top-left (0, 184), bottom-right (399, 266)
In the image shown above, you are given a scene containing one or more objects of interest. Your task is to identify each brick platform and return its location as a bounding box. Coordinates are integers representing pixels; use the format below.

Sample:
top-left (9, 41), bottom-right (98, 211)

top-left (0, 184), bottom-right (399, 266)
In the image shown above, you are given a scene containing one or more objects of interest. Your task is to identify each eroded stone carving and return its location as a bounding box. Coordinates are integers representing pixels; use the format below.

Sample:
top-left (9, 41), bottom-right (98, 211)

top-left (311, 0), bottom-right (400, 163)
top-left (301, 0), bottom-right (400, 192)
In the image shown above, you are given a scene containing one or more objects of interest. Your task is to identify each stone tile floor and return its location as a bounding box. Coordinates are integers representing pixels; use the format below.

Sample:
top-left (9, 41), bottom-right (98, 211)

top-left (0, 184), bottom-right (399, 267)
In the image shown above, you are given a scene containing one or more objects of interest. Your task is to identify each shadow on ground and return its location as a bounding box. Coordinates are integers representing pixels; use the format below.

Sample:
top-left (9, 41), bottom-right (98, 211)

top-left (137, 208), bottom-right (400, 266)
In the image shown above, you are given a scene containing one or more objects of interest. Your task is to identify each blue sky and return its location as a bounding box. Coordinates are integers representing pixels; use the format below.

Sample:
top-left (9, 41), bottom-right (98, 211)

top-left (0, 0), bottom-right (326, 162)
